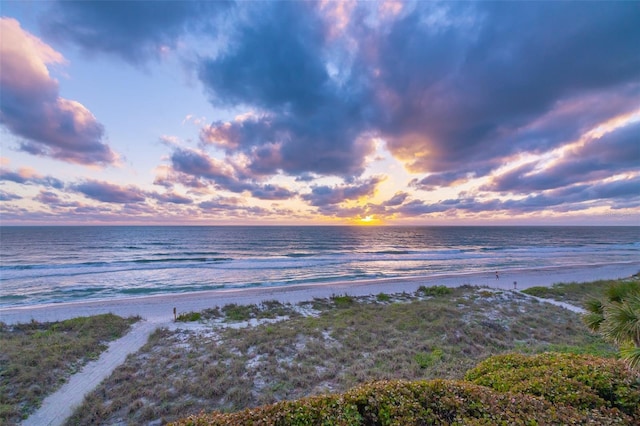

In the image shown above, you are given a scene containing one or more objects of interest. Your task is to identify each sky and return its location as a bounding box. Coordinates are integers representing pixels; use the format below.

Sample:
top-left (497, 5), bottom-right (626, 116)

top-left (1, 1), bottom-right (639, 226)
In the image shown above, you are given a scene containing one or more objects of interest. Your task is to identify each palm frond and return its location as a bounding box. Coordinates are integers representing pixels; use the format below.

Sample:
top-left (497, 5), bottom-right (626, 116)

top-left (582, 311), bottom-right (605, 332)
top-left (601, 297), bottom-right (640, 345)
top-left (620, 345), bottom-right (640, 370)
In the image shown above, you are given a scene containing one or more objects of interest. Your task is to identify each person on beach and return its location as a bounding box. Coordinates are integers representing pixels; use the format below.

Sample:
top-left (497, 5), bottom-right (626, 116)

top-left (496, 271), bottom-right (499, 280)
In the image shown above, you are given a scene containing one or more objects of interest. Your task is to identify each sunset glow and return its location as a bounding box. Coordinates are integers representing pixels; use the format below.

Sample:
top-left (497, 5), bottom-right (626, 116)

top-left (1, 2), bottom-right (638, 225)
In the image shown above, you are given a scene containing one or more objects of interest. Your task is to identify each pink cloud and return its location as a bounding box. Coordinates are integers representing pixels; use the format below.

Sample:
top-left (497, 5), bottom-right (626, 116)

top-left (0, 18), bottom-right (117, 165)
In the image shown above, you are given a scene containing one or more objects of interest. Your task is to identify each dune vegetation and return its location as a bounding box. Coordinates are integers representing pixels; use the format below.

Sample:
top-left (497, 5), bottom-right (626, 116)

top-left (0, 313), bottom-right (139, 424)
top-left (66, 283), bottom-right (631, 425)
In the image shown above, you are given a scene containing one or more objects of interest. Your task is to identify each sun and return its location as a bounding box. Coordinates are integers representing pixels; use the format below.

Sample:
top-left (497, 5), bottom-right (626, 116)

top-left (355, 215), bottom-right (383, 226)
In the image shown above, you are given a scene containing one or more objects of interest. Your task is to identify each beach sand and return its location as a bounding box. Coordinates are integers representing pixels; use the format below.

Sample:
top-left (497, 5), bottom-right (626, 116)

top-left (2, 262), bottom-right (638, 325)
top-left (9, 262), bottom-right (640, 426)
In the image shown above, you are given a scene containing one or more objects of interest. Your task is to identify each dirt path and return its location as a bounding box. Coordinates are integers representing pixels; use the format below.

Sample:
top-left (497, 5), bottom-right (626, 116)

top-left (22, 319), bottom-right (167, 426)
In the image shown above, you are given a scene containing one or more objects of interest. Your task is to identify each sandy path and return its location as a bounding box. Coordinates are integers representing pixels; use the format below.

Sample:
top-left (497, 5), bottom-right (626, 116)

top-left (21, 319), bottom-right (168, 426)
top-left (515, 291), bottom-right (586, 314)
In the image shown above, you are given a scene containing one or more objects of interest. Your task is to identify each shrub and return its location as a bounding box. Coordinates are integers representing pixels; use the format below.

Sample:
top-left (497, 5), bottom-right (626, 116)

top-left (331, 294), bottom-right (355, 308)
top-left (376, 293), bottom-right (391, 302)
top-left (222, 304), bottom-right (256, 322)
top-left (176, 312), bottom-right (202, 322)
top-left (465, 352), bottom-right (640, 419)
top-left (416, 285), bottom-right (452, 297)
top-left (171, 378), bottom-right (631, 425)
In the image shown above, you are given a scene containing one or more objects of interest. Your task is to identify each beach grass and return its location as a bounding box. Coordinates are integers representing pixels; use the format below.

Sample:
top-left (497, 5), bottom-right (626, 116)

top-left (65, 285), bottom-right (617, 425)
top-left (522, 273), bottom-right (640, 306)
top-left (0, 313), bottom-right (139, 424)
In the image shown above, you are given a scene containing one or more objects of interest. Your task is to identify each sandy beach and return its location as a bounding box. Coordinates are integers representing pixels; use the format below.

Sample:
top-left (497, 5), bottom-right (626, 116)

top-left (2, 262), bottom-right (638, 325)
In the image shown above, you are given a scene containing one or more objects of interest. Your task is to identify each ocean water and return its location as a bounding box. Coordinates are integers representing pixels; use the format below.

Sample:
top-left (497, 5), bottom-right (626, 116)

top-left (1, 226), bottom-right (638, 308)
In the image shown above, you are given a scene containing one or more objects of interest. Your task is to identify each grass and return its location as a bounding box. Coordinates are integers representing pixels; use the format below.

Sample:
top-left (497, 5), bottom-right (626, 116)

top-left (66, 284), bottom-right (618, 425)
top-left (0, 313), bottom-right (138, 424)
top-left (522, 276), bottom-right (639, 307)
top-left (176, 353), bottom-right (640, 425)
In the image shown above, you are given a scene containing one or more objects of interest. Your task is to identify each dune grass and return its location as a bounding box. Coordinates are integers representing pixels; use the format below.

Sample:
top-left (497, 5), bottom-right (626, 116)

top-left (66, 285), bottom-right (616, 425)
top-left (522, 275), bottom-right (639, 307)
top-left (0, 313), bottom-right (139, 424)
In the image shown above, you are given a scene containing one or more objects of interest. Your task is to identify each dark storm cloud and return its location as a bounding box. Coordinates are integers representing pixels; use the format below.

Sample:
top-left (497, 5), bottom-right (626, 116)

top-left (376, 2), bottom-right (640, 176)
top-left (0, 18), bottom-right (117, 166)
top-left (486, 121), bottom-right (640, 193)
top-left (42, 1), bottom-right (230, 65)
top-left (73, 180), bottom-right (146, 204)
top-left (198, 1), bottom-right (376, 178)
top-left (301, 177), bottom-right (383, 207)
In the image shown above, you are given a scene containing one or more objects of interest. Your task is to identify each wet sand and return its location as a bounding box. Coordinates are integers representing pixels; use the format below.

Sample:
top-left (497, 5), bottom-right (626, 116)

top-left (2, 262), bottom-right (638, 325)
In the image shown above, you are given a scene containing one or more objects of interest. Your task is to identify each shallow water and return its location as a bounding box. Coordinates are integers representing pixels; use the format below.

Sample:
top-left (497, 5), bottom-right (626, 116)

top-left (1, 226), bottom-right (638, 307)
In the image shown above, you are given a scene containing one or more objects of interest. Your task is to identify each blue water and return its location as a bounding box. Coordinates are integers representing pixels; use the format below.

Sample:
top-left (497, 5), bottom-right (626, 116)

top-left (1, 226), bottom-right (638, 307)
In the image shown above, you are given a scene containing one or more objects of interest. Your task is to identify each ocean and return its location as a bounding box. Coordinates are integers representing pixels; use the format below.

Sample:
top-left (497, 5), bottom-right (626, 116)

top-left (1, 226), bottom-right (638, 308)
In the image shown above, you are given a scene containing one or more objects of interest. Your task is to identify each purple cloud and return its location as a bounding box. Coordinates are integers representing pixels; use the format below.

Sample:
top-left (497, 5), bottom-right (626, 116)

top-left (72, 180), bottom-right (146, 204)
top-left (485, 120), bottom-right (640, 193)
top-left (374, 2), bottom-right (640, 177)
top-left (0, 18), bottom-right (117, 166)
top-left (0, 167), bottom-right (64, 189)
top-left (151, 192), bottom-right (193, 205)
top-left (0, 190), bottom-right (21, 201)
top-left (302, 177), bottom-right (383, 207)
top-left (41, 1), bottom-right (230, 65)
top-left (165, 148), bottom-right (297, 201)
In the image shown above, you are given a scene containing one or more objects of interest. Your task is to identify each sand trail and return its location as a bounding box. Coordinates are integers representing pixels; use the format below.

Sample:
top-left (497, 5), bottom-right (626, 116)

top-left (21, 319), bottom-right (167, 426)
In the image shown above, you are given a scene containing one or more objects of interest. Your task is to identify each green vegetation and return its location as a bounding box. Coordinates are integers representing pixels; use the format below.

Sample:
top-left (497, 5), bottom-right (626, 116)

top-left (416, 285), bottom-right (452, 297)
top-left (175, 353), bottom-right (639, 425)
top-left (331, 294), bottom-right (355, 308)
top-left (0, 313), bottom-right (138, 424)
top-left (583, 280), bottom-right (640, 368)
top-left (67, 285), bottom-right (618, 425)
top-left (522, 279), bottom-right (629, 306)
top-left (202, 300), bottom-right (300, 322)
top-left (375, 292), bottom-right (391, 302)
top-left (176, 312), bottom-right (202, 322)
top-left (466, 352), bottom-right (640, 418)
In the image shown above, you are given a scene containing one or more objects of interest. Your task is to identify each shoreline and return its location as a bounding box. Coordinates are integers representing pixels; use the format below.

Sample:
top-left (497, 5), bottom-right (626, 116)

top-left (1, 262), bottom-right (638, 325)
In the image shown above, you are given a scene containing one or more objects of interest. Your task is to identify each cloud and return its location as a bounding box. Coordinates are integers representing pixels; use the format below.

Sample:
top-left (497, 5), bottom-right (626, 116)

top-left (485, 120), bottom-right (640, 193)
top-left (198, 1), bottom-right (377, 179)
top-left (383, 191), bottom-right (409, 207)
top-left (409, 171), bottom-right (477, 191)
top-left (164, 147), bottom-right (297, 201)
top-left (0, 167), bottom-right (64, 189)
top-left (41, 0), bottom-right (230, 65)
top-left (302, 177), bottom-right (383, 207)
top-left (150, 191), bottom-right (193, 205)
top-left (373, 2), bottom-right (640, 177)
top-left (249, 184), bottom-right (296, 201)
top-left (0, 18), bottom-right (117, 165)
top-left (72, 180), bottom-right (146, 204)
top-left (389, 176), bottom-right (640, 218)
top-left (0, 190), bottom-right (21, 201)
